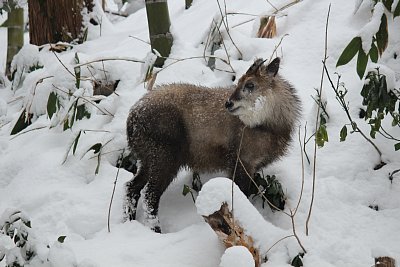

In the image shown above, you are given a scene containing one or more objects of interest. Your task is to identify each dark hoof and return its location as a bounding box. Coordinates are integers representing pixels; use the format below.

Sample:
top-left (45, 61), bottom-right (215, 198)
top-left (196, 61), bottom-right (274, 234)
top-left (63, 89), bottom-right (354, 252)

top-left (152, 226), bottom-right (162, 233)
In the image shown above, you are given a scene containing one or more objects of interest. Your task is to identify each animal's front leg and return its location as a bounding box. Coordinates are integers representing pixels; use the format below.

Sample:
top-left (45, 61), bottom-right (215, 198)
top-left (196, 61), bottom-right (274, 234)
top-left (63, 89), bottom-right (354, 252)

top-left (230, 162), bottom-right (257, 197)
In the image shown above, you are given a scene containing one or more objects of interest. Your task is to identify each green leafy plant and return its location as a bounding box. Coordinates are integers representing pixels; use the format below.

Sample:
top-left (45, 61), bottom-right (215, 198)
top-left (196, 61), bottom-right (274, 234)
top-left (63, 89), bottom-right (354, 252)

top-left (291, 253), bottom-right (305, 267)
top-left (182, 184), bottom-right (196, 203)
top-left (253, 173), bottom-right (286, 211)
top-left (360, 70), bottom-right (400, 149)
top-left (0, 210), bottom-right (36, 266)
top-left (336, 0), bottom-right (399, 78)
top-left (0, 209), bottom-right (73, 267)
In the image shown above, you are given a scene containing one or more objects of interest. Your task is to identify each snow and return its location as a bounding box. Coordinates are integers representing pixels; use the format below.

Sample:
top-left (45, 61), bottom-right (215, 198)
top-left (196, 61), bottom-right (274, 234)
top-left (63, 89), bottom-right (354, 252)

top-left (219, 246), bottom-right (255, 267)
top-left (0, 0), bottom-right (400, 266)
top-left (358, 2), bottom-right (385, 53)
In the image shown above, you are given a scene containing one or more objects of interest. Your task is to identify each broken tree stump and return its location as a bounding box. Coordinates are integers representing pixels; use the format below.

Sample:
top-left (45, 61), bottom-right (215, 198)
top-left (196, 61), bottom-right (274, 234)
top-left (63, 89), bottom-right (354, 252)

top-left (256, 16), bottom-right (277, 39)
top-left (202, 202), bottom-right (260, 267)
top-left (375, 257), bottom-right (395, 267)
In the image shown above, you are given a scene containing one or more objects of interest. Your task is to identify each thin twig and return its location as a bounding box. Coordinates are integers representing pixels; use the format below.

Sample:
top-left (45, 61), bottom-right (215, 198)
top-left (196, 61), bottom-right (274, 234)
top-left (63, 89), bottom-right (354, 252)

top-left (10, 126), bottom-right (47, 140)
top-left (108, 153), bottom-right (123, 233)
top-left (231, 126), bottom-right (247, 237)
top-left (265, 0), bottom-right (279, 11)
top-left (216, 0), bottom-right (243, 59)
top-left (306, 4), bottom-right (331, 236)
top-left (158, 55), bottom-right (235, 74)
top-left (128, 35), bottom-right (151, 45)
top-left (323, 66), bottom-right (383, 157)
top-left (233, 129), bottom-right (308, 253)
top-left (265, 235), bottom-right (294, 254)
top-left (104, 9), bottom-right (128, 17)
top-left (214, 19), bottom-right (235, 72)
top-left (290, 210), bottom-right (307, 254)
top-left (269, 34), bottom-right (289, 63)
top-left (51, 48), bottom-right (76, 78)
top-left (75, 57), bottom-right (145, 68)
top-left (293, 125), bottom-right (305, 216)
top-left (237, 157), bottom-right (291, 216)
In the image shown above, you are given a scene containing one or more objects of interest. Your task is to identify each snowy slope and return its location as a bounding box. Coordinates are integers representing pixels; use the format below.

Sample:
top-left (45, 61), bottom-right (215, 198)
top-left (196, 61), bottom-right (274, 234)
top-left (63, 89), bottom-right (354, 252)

top-left (0, 0), bottom-right (400, 266)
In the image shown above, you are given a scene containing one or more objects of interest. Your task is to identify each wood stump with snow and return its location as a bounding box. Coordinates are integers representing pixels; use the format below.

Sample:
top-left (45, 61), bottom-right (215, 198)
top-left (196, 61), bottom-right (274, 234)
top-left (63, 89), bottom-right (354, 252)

top-left (195, 177), bottom-right (291, 267)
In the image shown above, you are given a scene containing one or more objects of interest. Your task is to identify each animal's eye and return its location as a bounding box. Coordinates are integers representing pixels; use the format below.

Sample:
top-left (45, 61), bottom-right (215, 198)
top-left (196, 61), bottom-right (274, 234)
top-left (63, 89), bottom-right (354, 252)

top-left (244, 82), bottom-right (254, 90)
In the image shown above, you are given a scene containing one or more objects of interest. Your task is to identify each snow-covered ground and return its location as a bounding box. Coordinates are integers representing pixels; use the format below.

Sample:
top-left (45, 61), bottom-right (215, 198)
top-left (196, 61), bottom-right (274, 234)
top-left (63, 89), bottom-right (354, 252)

top-left (0, 0), bottom-right (400, 266)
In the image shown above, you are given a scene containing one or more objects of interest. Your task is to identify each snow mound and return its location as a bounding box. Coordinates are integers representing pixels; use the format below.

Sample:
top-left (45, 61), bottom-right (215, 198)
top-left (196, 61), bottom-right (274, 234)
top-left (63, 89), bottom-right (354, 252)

top-left (219, 246), bottom-right (255, 267)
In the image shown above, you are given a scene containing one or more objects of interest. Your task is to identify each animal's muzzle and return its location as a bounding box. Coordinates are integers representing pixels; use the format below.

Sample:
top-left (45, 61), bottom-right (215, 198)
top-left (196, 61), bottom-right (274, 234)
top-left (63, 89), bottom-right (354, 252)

top-left (225, 100), bottom-right (234, 110)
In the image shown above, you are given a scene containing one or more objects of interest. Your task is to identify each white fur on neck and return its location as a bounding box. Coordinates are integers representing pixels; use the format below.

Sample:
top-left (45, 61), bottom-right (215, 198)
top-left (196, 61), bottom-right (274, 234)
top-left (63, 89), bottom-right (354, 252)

top-left (238, 96), bottom-right (275, 128)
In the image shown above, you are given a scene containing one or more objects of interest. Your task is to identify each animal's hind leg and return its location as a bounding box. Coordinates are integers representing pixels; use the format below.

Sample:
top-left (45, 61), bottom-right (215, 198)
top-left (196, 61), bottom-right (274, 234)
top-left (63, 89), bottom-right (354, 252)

top-left (142, 149), bottom-right (181, 233)
top-left (123, 163), bottom-right (148, 222)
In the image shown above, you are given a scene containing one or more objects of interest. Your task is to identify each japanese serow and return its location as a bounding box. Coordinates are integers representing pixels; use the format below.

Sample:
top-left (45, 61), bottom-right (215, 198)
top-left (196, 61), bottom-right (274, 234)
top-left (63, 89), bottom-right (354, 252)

top-left (124, 58), bottom-right (301, 232)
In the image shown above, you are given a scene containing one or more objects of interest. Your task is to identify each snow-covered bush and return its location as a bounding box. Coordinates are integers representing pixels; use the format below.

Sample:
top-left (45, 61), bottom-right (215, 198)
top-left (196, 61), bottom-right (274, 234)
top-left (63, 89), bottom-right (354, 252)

top-left (0, 209), bottom-right (83, 267)
top-left (0, 0), bottom-right (26, 14)
top-left (335, 0), bottom-right (400, 153)
top-left (361, 69), bottom-right (400, 150)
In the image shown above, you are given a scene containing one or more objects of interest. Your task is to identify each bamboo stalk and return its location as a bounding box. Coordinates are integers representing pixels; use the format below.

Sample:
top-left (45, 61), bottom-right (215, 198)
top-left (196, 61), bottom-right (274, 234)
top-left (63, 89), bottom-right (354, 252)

top-left (6, 8), bottom-right (24, 80)
top-left (145, 0), bottom-right (173, 67)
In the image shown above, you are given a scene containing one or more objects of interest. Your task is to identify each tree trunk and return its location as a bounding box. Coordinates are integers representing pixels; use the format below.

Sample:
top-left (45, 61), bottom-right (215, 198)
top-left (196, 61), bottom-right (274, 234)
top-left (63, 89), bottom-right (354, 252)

top-left (145, 0), bottom-right (173, 67)
top-left (6, 8), bottom-right (24, 80)
top-left (28, 0), bottom-right (92, 45)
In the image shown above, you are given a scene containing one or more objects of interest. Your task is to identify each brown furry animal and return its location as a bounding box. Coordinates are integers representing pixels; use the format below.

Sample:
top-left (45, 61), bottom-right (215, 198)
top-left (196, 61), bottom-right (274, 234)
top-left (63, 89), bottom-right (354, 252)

top-left (124, 58), bottom-right (301, 232)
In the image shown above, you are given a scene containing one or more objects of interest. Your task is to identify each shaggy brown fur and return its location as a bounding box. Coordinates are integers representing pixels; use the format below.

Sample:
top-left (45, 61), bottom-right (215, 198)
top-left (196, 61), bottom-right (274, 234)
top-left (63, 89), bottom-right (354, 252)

top-left (124, 58), bottom-right (301, 232)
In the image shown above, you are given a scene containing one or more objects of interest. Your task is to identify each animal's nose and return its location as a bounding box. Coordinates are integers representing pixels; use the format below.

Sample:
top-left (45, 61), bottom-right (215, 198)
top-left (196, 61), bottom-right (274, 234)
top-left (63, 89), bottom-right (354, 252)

top-left (225, 100), bottom-right (234, 109)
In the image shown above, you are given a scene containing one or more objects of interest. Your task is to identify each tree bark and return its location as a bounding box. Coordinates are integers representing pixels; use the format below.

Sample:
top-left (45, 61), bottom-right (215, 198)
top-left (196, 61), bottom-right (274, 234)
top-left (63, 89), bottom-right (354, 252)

top-left (6, 8), bottom-right (24, 79)
top-left (375, 257), bottom-right (395, 267)
top-left (28, 0), bottom-right (93, 46)
top-left (145, 0), bottom-right (173, 67)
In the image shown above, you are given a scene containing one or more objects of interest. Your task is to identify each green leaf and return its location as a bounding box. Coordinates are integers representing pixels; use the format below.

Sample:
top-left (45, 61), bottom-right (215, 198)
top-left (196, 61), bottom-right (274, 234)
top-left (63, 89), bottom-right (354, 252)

top-left (74, 53), bottom-right (81, 89)
top-left (316, 124), bottom-right (329, 147)
top-left (11, 109), bottom-right (32, 135)
top-left (382, 0), bottom-right (393, 10)
top-left (82, 28), bottom-right (88, 42)
top-left (395, 143), bottom-right (400, 151)
top-left (369, 43), bottom-right (379, 63)
top-left (47, 92), bottom-right (58, 119)
top-left (336, 37), bottom-right (362, 67)
top-left (57, 236), bottom-right (66, 243)
top-left (340, 125), bottom-right (348, 142)
top-left (394, 0), bottom-right (400, 17)
top-left (23, 220), bottom-right (31, 228)
top-left (74, 52), bottom-right (80, 64)
top-left (76, 104), bottom-right (91, 120)
top-left (87, 143), bottom-right (102, 154)
top-left (72, 131), bottom-right (82, 155)
top-left (291, 254), bottom-right (304, 267)
top-left (357, 47), bottom-right (368, 79)
top-left (182, 184), bottom-right (191, 196)
top-left (370, 128), bottom-right (377, 138)
top-left (63, 119), bottom-right (70, 131)
top-left (376, 13), bottom-right (388, 55)
top-left (95, 153), bottom-right (101, 175)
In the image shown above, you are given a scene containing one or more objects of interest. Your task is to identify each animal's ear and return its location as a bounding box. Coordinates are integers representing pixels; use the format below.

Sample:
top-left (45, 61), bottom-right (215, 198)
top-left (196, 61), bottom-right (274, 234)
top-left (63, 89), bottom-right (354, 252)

top-left (266, 57), bottom-right (280, 77)
top-left (246, 58), bottom-right (264, 75)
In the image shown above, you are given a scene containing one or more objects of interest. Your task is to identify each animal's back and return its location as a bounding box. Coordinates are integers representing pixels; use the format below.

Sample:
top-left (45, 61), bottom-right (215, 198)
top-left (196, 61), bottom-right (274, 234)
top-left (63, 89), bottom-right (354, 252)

top-left (127, 84), bottom-right (240, 171)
